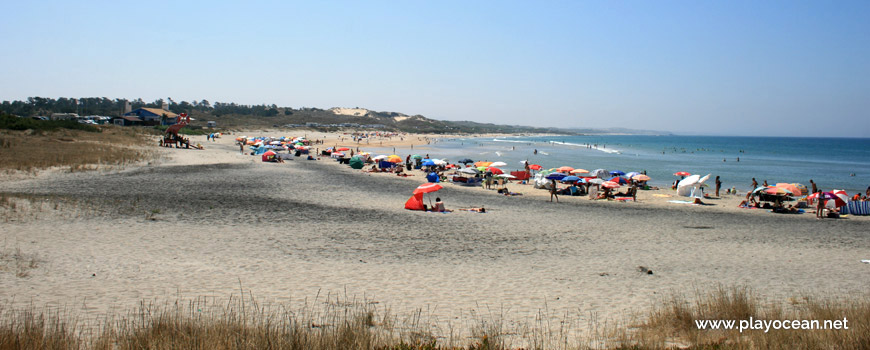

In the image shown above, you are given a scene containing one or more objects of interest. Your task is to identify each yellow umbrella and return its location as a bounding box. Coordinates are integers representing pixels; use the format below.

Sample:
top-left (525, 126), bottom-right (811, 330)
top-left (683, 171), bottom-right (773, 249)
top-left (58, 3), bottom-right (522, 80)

top-left (570, 169), bottom-right (589, 174)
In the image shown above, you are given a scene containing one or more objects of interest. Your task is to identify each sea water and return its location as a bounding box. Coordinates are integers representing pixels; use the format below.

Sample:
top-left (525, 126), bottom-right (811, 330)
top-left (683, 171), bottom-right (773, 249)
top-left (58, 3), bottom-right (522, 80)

top-left (385, 135), bottom-right (870, 195)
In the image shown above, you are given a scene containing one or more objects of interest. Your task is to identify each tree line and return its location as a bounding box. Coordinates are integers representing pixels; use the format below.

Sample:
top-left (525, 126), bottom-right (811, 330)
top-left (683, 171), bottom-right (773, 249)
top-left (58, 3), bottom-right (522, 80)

top-left (0, 97), bottom-right (283, 118)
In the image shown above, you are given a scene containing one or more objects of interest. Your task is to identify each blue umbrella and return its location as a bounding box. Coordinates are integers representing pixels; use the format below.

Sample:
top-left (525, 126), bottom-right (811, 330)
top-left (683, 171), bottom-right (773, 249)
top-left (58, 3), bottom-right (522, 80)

top-left (546, 172), bottom-right (568, 180)
top-left (610, 170), bottom-right (625, 176)
top-left (625, 171), bottom-right (641, 179)
top-left (458, 158), bottom-right (474, 164)
top-left (422, 159), bottom-right (436, 166)
top-left (560, 175), bottom-right (581, 183)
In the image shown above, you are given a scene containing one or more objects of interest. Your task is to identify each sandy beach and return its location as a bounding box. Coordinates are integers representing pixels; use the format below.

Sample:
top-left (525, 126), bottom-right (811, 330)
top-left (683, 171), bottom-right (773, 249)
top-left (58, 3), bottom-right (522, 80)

top-left (2, 131), bottom-right (869, 345)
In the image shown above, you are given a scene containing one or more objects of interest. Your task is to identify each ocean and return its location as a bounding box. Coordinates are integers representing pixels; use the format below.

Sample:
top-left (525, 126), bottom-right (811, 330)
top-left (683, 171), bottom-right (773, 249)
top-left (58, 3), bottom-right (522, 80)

top-left (380, 135), bottom-right (870, 195)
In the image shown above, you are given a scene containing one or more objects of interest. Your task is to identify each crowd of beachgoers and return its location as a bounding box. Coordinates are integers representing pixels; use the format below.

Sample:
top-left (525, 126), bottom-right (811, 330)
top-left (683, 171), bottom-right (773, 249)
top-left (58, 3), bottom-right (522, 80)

top-left (233, 131), bottom-right (870, 220)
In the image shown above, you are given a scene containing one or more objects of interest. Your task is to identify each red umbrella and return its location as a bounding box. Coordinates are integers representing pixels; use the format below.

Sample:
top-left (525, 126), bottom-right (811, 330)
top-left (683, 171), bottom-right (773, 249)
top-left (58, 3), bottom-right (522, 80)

top-left (601, 181), bottom-right (622, 189)
top-left (413, 183), bottom-right (443, 194)
top-left (528, 164), bottom-right (543, 171)
top-left (674, 171), bottom-right (691, 177)
top-left (608, 176), bottom-right (629, 184)
top-left (808, 192), bottom-right (846, 208)
top-left (336, 147), bottom-right (350, 151)
top-left (486, 167), bottom-right (504, 175)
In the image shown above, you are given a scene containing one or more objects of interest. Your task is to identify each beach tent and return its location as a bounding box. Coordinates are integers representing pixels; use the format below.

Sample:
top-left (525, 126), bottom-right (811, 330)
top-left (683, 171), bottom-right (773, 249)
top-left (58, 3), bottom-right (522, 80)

top-left (426, 172), bottom-right (440, 183)
top-left (349, 156), bottom-right (365, 169)
top-left (404, 183), bottom-right (443, 211)
top-left (261, 150), bottom-right (276, 162)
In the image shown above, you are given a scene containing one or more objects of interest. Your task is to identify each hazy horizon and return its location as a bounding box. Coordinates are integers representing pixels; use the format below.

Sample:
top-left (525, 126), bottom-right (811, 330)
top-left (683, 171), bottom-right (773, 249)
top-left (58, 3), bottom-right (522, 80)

top-left (2, 1), bottom-right (868, 137)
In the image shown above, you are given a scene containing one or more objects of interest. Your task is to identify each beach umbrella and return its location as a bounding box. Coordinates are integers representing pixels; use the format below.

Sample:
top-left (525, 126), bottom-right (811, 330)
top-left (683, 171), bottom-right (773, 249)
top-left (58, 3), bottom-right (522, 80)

top-left (625, 172), bottom-right (641, 179)
top-left (570, 169), bottom-right (589, 174)
top-left (458, 158), bottom-right (474, 164)
top-left (372, 155), bottom-right (388, 160)
top-left (587, 178), bottom-right (605, 185)
top-left (477, 166), bottom-right (487, 172)
top-left (411, 154), bottom-right (423, 160)
top-left (349, 156), bottom-right (365, 169)
top-left (490, 161), bottom-right (507, 167)
top-left (609, 176), bottom-right (629, 184)
top-left (432, 159), bottom-right (447, 166)
top-left (774, 183), bottom-right (801, 196)
top-left (610, 170), bottom-right (625, 176)
top-left (560, 175), bottom-right (581, 183)
top-left (632, 174), bottom-right (651, 182)
top-left (591, 169), bottom-right (610, 179)
top-left (545, 172), bottom-right (568, 180)
top-left (387, 155), bottom-right (403, 163)
top-left (764, 186), bottom-right (793, 196)
top-left (458, 167), bottom-right (479, 174)
top-left (601, 181), bottom-right (622, 189)
top-left (495, 174), bottom-right (516, 179)
top-left (413, 183), bottom-right (443, 194)
top-left (486, 167), bottom-right (504, 175)
top-left (474, 161), bottom-right (493, 168)
top-left (674, 171), bottom-right (691, 177)
top-left (336, 147), bottom-right (350, 151)
top-left (557, 166), bottom-right (574, 173)
top-left (422, 159), bottom-right (436, 166)
top-left (528, 164), bottom-right (543, 171)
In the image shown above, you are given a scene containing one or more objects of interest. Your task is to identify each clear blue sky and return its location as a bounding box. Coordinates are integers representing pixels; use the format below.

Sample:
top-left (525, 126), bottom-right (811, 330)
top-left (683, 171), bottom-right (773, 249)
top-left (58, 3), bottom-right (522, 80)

top-left (2, 1), bottom-right (868, 137)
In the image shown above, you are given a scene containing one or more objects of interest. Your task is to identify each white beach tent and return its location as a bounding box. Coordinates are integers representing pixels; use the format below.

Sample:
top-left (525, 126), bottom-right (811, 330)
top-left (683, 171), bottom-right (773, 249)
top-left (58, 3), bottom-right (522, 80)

top-left (677, 174), bottom-right (710, 198)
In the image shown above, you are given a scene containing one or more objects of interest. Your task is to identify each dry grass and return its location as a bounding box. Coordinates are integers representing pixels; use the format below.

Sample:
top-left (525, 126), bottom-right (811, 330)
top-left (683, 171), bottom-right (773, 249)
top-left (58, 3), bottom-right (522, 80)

top-left (0, 286), bottom-right (867, 349)
top-left (626, 285), bottom-right (870, 349)
top-left (0, 246), bottom-right (41, 278)
top-left (0, 126), bottom-right (156, 174)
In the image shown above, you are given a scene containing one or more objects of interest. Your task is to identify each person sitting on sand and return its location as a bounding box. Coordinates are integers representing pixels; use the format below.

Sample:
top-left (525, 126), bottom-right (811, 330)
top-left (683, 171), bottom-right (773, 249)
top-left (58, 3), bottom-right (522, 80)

top-left (432, 197), bottom-right (452, 212)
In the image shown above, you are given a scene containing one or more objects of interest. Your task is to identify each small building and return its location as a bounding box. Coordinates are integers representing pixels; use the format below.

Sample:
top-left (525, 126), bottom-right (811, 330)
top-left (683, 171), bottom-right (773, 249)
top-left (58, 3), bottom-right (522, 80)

top-left (207, 121), bottom-right (216, 128)
top-left (114, 116), bottom-right (144, 126)
top-left (122, 108), bottom-right (178, 126)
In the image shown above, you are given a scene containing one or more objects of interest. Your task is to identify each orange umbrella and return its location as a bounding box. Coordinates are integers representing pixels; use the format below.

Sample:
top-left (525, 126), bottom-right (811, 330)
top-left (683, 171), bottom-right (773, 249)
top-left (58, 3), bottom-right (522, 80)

top-left (632, 174), bottom-right (651, 181)
top-left (775, 183), bottom-right (801, 196)
top-left (570, 169), bottom-right (589, 174)
top-left (474, 161), bottom-right (493, 168)
top-left (387, 155), bottom-right (403, 163)
top-left (557, 166), bottom-right (574, 173)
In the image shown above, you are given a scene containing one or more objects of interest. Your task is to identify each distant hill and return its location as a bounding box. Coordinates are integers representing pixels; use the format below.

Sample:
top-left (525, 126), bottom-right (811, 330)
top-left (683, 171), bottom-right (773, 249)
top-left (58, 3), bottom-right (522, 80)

top-left (0, 97), bottom-right (671, 135)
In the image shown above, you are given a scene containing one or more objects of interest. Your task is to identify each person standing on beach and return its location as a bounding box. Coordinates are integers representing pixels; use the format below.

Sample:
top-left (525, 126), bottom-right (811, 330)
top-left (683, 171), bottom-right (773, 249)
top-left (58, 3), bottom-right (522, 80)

top-left (751, 178), bottom-right (758, 189)
top-left (715, 176), bottom-right (722, 197)
top-left (549, 179), bottom-right (559, 203)
top-left (810, 179), bottom-right (817, 194)
top-left (816, 193), bottom-right (826, 219)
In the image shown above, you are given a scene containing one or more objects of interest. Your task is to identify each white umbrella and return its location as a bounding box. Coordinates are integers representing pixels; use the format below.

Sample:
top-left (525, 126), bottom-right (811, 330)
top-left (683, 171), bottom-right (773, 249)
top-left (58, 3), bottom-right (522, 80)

top-left (587, 178), bottom-right (605, 185)
top-left (490, 161), bottom-right (507, 167)
top-left (495, 174), bottom-right (516, 179)
top-left (372, 155), bottom-right (388, 160)
top-left (458, 168), bottom-right (479, 174)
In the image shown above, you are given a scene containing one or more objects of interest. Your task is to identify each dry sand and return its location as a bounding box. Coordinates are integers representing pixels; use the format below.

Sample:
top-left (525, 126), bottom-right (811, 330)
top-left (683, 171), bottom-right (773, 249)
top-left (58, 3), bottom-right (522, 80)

top-left (1, 131), bottom-right (869, 344)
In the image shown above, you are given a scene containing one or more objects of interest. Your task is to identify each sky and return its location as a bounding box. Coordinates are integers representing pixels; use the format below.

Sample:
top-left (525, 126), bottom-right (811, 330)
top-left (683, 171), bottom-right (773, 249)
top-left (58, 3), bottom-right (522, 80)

top-left (1, 1), bottom-right (868, 137)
